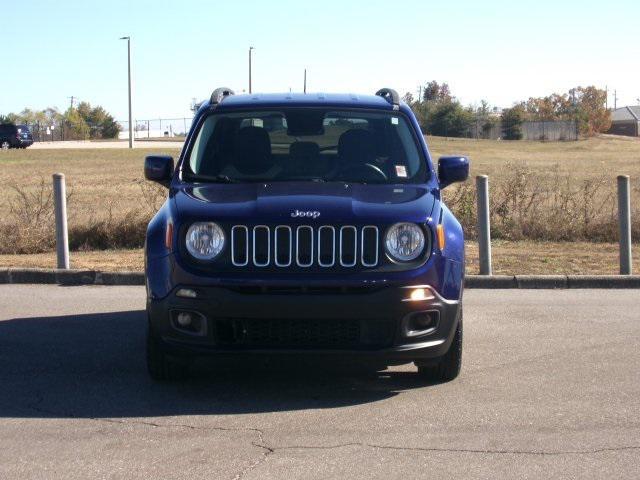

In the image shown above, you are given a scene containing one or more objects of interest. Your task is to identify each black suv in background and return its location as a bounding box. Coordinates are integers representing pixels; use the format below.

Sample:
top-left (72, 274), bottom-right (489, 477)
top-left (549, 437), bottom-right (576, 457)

top-left (0, 124), bottom-right (33, 149)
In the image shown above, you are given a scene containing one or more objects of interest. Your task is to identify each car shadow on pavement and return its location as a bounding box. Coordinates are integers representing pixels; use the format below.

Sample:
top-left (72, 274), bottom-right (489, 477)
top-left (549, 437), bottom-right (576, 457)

top-left (0, 310), bottom-right (434, 419)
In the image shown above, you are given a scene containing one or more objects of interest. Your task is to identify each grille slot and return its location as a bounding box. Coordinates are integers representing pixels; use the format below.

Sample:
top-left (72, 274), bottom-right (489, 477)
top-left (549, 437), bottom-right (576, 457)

top-left (252, 226), bottom-right (270, 267)
top-left (318, 226), bottom-right (336, 267)
top-left (231, 226), bottom-right (249, 266)
top-left (361, 226), bottom-right (379, 267)
top-left (231, 225), bottom-right (379, 269)
top-left (274, 226), bottom-right (292, 267)
top-left (296, 226), bottom-right (314, 267)
top-left (339, 226), bottom-right (357, 267)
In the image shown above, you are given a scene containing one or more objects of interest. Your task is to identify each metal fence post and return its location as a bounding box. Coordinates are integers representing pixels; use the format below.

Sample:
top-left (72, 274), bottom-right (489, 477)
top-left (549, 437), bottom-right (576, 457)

top-left (53, 173), bottom-right (70, 270)
top-left (618, 175), bottom-right (632, 275)
top-left (476, 175), bottom-right (492, 275)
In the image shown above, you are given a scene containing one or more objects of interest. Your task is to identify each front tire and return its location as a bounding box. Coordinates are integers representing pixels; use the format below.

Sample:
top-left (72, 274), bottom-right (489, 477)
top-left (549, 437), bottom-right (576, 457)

top-left (146, 331), bottom-right (189, 381)
top-left (416, 311), bottom-right (462, 383)
top-left (1, 141), bottom-right (10, 150)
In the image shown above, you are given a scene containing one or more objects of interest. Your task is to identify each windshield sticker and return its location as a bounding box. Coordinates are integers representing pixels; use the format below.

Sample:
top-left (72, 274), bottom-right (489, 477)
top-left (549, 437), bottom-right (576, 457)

top-left (395, 165), bottom-right (407, 178)
top-left (391, 117), bottom-right (399, 125)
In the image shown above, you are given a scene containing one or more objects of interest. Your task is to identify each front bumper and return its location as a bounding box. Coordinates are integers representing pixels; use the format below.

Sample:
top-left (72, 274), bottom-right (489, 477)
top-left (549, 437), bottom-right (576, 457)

top-left (147, 284), bottom-right (461, 363)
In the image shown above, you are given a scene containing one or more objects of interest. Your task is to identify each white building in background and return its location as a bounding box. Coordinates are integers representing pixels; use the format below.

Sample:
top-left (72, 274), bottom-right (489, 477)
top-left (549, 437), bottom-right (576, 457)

top-left (609, 106), bottom-right (640, 137)
top-left (118, 117), bottom-right (192, 139)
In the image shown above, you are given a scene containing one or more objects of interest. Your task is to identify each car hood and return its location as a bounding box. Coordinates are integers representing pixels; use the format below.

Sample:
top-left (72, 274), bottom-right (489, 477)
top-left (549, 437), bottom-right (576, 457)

top-left (173, 182), bottom-right (437, 224)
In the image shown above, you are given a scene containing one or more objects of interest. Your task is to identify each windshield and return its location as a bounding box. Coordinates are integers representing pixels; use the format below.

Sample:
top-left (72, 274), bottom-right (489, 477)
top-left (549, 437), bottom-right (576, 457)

top-left (185, 108), bottom-right (427, 184)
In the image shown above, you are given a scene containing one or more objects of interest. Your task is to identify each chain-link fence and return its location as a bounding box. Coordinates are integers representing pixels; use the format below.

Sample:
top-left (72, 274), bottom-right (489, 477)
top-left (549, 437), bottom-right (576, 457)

top-left (21, 121), bottom-right (114, 142)
top-left (23, 115), bottom-right (578, 142)
top-left (19, 118), bottom-right (193, 142)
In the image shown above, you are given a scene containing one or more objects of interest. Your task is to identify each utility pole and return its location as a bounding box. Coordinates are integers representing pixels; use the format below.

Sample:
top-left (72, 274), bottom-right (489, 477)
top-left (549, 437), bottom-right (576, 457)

top-left (248, 46), bottom-right (255, 94)
top-left (120, 36), bottom-right (134, 149)
top-left (304, 68), bottom-right (307, 94)
top-left (68, 96), bottom-right (76, 109)
top-left (614, 89), bottom-right (618, 110)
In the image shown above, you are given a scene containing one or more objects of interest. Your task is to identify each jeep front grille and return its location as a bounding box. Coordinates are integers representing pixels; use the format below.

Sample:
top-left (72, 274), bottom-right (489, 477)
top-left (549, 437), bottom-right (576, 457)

top-left (230, 225), bottom-right (379, 268)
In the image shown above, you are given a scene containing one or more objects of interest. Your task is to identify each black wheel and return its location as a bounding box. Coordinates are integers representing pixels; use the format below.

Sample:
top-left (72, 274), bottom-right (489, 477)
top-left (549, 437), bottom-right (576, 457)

top-left (146, 330), bottom-right (189, 381)
top-left (1, 141), bottom-right (10, 150)
top-left (416, 311), bottom-right (462, 383)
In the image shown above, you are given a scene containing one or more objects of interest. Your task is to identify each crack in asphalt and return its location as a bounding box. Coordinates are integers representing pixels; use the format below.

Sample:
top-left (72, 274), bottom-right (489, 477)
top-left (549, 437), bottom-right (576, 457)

top-left (22, 394), bottom-right (640, 479)
top-left (25, 393), bottom-right (272, 480)
top-left (24, 392), bottom-right (265, 436)
top-left (256, 442), bottom-right (640, 457)
top-left (232, 442), bottom-right (640, 479)
top-left (231, 439), bottom-right (275, 480)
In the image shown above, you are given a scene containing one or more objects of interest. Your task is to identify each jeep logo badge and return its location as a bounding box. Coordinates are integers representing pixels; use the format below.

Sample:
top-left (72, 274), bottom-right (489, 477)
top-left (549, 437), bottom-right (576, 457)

top-left (291, 210), bottom-right (321, 219)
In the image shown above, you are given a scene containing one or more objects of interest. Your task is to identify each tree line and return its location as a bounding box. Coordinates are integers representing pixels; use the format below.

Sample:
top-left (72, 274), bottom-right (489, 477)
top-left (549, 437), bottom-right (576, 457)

top-left (0, 102), bottom-right (120, 140)
top-left (403, 82), bottom-right (611, 140)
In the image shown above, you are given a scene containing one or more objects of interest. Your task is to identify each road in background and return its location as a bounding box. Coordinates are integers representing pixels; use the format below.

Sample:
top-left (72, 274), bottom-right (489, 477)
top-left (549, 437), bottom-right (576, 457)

top-left (0, 286), bottom-right (638, 479)
top-left (28, 140), bottom-right (184, 149)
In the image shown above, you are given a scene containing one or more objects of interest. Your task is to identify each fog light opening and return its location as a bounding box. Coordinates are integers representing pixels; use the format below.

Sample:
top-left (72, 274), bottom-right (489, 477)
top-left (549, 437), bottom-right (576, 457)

top-left (171, 310), bottom-right (207, 336)
top-left (177, 312), bottom-right (192, 327)
top-left (403, 311), bottom-right (439, 338)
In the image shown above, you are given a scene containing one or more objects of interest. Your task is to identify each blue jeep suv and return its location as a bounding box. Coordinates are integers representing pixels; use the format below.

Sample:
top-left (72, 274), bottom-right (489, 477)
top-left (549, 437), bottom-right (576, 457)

top-left (144, 87), bottom-right (469, 382)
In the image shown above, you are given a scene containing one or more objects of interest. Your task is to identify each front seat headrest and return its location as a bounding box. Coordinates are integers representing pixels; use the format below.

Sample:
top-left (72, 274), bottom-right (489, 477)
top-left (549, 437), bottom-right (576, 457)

top-left (337, 129), bottom-right (376, 165)
top-left (234, 126), bottom-right (272, 175)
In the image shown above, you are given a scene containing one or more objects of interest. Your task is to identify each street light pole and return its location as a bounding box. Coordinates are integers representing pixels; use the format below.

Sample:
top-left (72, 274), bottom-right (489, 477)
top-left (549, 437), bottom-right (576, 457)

top-left (249, 46), bottom-right (254, 94)
top-left (120, 36), bottom-right (134, 149)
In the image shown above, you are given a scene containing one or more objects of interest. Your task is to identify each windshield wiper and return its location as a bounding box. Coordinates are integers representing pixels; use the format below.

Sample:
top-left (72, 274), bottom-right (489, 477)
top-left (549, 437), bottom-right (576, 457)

top-left (189, 173), bottom-right (239, 183)
top-left (214, 174), bottom-right (238, 183)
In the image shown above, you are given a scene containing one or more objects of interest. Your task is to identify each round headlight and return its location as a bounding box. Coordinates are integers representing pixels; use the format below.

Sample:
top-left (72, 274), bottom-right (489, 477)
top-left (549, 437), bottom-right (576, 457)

top-left (185, 222), bottom-right (225, 260)
top-left (385, 223), bottom-right (426, 262)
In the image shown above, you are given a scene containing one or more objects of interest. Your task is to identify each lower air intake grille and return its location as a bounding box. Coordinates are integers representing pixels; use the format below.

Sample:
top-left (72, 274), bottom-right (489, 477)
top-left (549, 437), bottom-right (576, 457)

top-left (214, 318), bottom-right (395, 349)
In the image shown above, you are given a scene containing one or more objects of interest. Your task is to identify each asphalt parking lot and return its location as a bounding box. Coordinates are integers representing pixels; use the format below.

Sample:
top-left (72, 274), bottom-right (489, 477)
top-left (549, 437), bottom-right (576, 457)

top-left (0, 285), bottom-right (638, 479)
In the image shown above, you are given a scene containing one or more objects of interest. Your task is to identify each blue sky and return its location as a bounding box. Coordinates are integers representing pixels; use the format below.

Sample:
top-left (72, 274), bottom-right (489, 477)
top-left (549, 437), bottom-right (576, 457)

top-left (1, 0), bottom-right (638, 120)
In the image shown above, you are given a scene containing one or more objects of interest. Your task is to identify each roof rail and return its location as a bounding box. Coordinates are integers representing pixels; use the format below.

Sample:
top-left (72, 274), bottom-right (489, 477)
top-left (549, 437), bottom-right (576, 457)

top-left (210, 87), bottom-right (235, 105)
top-left (375, 88), bottom-right (400, 110)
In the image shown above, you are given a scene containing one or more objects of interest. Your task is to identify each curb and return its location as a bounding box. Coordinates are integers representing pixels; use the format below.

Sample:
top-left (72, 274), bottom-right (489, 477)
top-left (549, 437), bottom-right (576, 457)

top-left (465, 275), bottom-right (640, 289)
top-left (1, 268), bottom-right (639, 288)
top-left (0, 268), bottom-right (144, 286)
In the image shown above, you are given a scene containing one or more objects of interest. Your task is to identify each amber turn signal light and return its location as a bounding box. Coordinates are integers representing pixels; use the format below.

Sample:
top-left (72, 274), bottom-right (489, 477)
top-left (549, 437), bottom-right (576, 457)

top-left (436, 224), bottom-right (445, 250)
top-left (165, 221), bottom-right (174, 249)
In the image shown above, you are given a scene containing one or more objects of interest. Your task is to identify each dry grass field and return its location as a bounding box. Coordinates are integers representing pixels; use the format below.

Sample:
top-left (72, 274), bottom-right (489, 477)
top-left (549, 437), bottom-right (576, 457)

top-left (1, 241), bottom-right (638, 275)
top-left (2, 135), bottom-right (639, 218)
top-left (0, 135), bottom-right (638, 273)
top-left (430, 134), bottom-right (640, 179)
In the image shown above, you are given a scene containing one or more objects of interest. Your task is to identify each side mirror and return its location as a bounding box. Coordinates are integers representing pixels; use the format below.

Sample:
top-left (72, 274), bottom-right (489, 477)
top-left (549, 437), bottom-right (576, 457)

top-left (144, 155), bottom-right (174, 187)
top-left (438, 156), bottom-right (469, 189)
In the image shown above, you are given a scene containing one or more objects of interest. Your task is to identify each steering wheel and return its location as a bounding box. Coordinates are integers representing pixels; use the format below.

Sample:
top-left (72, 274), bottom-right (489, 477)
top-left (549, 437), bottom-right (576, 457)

top-left (335, 163), bottom-right (388, 183)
